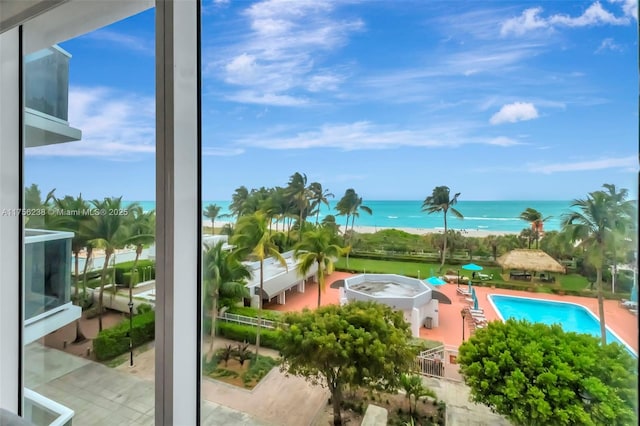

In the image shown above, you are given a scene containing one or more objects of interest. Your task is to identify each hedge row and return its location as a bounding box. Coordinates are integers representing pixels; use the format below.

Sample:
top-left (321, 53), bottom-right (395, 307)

top-left (93, 310), bottom-right (155, 361)
top-left (114, 260), bottom-right (156, 285)
top-left (226, 306), bottom-right (283, 322)
top-left (217, 322), bottom-right (282, 351)
top-left (349, 251), bottom-right (496, 266)
top-left (471, 280), bottom-right (629, 300)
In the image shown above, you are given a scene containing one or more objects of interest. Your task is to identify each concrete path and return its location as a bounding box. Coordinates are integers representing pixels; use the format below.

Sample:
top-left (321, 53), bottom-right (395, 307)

top-left (422, 377), bottom-right (511, 426)
top-left (25, 344), bottom-right (269, 426)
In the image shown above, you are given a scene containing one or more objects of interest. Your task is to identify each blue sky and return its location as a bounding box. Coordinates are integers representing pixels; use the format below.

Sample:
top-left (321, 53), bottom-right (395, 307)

top-left (25, 0), bottom-right (638, 202)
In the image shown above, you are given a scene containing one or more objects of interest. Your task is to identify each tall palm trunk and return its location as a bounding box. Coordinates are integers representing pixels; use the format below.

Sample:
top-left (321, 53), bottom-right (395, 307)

top-left (208, 291), bottom-right (218, 361)
top-left (596, 266), bottom-right (606, 346)
top-left (316, 260), bottom-right (323, 308)
top-left (72, 251), bottom-right (86, 343)
top-left (81, 247), bottom-right (93, 299)
top-left (440, 212), bottom-right (448, 270)
top-left (98, 252), bottom-right (112, 332)
top-left (256, 259), bottom-right (264, 356)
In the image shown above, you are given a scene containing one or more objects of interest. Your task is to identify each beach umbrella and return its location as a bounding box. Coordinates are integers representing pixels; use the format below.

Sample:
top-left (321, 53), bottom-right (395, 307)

top-left (425, 276), bottom-right (446, 286)
top-left (631, 284), bottom-right (638, 303)
top-left (473, 295), bottom-right (479, 310)
top-left (468, 280), bottom-right (472, 293)
top-left (462, 263), bottom-right (483, 272)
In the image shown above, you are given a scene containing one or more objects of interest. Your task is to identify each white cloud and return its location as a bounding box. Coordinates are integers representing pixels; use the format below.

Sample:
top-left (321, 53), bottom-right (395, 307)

top-left (202, 147), bottom-right (245, 156)
top-left (488, 136), bottom-right (522, 146)
top-left (528, 156), bottom-right (637, 174)
top-left (83, 30), bottom-right (154, 55)
top-left (596, 37), bottom-right (623, 52)
top-left (226, 91), bottom-right (309, 106)
top-left (490, 102), bottom-right (539, 125)
top-left (26, 87), bottom-right (155, 159)
top-left (207, 0), bottom-right (364, 105)
top-left (236, 121), bottom-right (521, 151)
top-left (609, 0), bottom-right (638, 19)
top-left (501, 2), bottom-right (630, 36)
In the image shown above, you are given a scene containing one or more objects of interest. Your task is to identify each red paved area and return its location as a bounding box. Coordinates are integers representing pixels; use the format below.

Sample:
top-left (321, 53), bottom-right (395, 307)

top-left (267, 272), bottom-right (638, 354)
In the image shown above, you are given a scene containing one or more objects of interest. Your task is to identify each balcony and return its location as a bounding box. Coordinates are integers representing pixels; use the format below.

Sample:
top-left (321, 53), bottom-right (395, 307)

top-left (24, 229), bottom-right (81, 344)
top-left (24, 45), bottom-right (82, 147)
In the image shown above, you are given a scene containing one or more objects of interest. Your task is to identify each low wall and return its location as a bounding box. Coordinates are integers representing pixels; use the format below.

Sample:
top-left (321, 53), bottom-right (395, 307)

top-left (361, 404), bottom-right (387, 426)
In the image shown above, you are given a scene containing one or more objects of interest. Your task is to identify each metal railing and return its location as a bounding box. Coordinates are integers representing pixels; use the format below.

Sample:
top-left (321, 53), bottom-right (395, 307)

top-left (218, 312), bottom-right (283, 329)
top-left (414, 344), bottom-right (463, 382)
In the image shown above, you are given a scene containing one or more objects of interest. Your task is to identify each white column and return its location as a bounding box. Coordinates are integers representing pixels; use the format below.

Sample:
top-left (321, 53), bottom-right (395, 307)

top-left (155, 0), bottom-right (199, 424)
top-left (0, 26), bottom-right (21, 414)
top-left (410, 308), bottom-right (420, 337)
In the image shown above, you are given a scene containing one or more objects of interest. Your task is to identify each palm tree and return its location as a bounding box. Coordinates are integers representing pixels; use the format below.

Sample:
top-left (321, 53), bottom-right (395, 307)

top-left (336, 189), bottom-right (357, 238)
top-left (230, 212), bottom-right (286, 355)
top-left (203, 240), bottom-right (250, 360)
top-left (601, 184), bottom-right (635, 292)
top-left (422, 186), bottom-right (463, 269)
top-left (562, 190), bottom-right (615, 345)
top-left (308, 182), bottom-right (334, 225)
top-left (203, 203), bottom-right (221, 234)
top-left (87, 197), bottom-right (137, 331)
top-left (285, 172), bottom-right (310, 239)
top-left (519, 207), bottom-right (551, 249)
top-left (126, 207), bottom-right (155, 313)
top-left (348, 195), bottom-right (372, 234)
top-left (519, 227), bottom-right (535, 249)
top-left (47, 193), bottom-right (91, 342)
top-left (229, 186), bottom-right (250, 219)
top-left (294, 228), bottom-right (344, 307)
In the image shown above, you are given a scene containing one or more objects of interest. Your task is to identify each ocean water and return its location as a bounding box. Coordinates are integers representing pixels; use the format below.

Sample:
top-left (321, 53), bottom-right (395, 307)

top-left (130, 200), bottom-right (574, 234)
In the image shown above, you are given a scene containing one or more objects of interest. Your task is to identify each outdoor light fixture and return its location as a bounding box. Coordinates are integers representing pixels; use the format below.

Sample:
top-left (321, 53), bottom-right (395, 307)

top-left (460, 308), bottom-right (467, 341)
top-left (129, 268), bottom-right (136, 367)
top-left (579, 390), bottom-right (593, 406)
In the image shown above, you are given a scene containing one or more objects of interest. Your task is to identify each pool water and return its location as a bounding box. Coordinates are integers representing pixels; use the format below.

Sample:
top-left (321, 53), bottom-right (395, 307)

top-left (488, 295), bottom-right (636, 358)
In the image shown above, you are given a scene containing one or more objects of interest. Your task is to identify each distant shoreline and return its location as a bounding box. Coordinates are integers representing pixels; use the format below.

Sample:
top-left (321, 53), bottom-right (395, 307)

top-left (210, 221), bottom-right (517, 237)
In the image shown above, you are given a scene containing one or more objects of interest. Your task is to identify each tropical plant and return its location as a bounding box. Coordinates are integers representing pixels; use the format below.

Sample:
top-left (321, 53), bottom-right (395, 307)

top-left (293, 228), bottom-right (344, 307)
top-left (562, 190), bottom-right (615, 345)
top-left (422, 186), bottom-right (463, 269)
top-left (308, 182), bottom-right (334, 225)
top-left (458, 319), bottom-right (637, 426)
top-left (229, 186), bottom-right (250, 219)
top-left (203, 240), bottom-right (250, 359)
top-left (600, 184), bottom-right (636, 293)
top-left (336, 188), bottom-right (372, 237)
top-left (47, 193), bottom-right (92, 342)
top-left (285, 172), bottom-right (310, 237)
top-left (86, 197), bottom-right (136, 331)
top-left (519, 227), bottom-right (535, 249)
top-left (230, 212), bottom-right (286, 356)
top-left (400, 373), bottom-right (436, 416)
top-left (519, 207), bottom-right (551, 249)
top-left (203, 203), bottom-right (221, 234)
top-left (279, 301), bottom-right (416, 426)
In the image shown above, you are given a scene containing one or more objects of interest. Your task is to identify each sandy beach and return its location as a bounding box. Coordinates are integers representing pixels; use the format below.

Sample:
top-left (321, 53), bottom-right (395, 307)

top-left (212, 220), bottom-right (516, 237)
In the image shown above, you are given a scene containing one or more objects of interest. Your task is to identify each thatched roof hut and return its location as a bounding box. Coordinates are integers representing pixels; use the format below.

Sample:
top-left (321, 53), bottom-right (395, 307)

top-left (497, 249), bottom-right (565, 273)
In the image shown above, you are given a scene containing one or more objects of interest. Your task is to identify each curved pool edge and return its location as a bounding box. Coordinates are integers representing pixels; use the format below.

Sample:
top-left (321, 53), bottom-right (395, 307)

top-left (487, 294), bottom-right (638, 358)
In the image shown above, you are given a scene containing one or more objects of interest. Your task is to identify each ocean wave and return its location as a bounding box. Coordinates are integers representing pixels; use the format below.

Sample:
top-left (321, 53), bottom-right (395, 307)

top-left (388, 216), bottom-right (398, 219)
top-left (464, 216), bottom-right (520, 221)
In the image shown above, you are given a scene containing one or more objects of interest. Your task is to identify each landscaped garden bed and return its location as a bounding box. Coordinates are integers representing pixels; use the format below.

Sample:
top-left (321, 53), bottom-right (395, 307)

top-left (203, 343), bottom-right (279, 389)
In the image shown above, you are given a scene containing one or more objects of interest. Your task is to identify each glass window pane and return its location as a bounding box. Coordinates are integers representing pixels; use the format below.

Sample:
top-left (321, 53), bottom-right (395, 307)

top-left (22, 6), bottom-right (156, 425)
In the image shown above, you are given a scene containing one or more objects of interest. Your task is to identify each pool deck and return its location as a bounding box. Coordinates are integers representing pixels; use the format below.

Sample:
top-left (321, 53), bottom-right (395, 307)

top-left (267, 272), bottom-right (638, 354)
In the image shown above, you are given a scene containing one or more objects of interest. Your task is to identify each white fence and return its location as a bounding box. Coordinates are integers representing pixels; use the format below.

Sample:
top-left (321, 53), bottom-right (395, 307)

top-left (414, 345), bottom-right (462, 382)
top-left (218, 312), bottom-right (283, 330)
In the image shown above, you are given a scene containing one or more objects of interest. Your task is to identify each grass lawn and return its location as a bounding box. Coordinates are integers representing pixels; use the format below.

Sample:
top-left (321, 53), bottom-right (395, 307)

top-left (335, 258), bottom-right (505, 282)
top-left (558, 274), bottom-right (590, 291)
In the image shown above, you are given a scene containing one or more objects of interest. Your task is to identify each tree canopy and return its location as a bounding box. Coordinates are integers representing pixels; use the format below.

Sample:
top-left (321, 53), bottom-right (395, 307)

top-left (458, 318), bottom-right (637, 426)
top-left (278, 301), bottom-right (416, 426)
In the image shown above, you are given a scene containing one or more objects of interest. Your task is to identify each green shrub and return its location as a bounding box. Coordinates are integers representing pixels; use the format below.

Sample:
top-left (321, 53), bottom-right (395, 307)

top-left (137, 303), bottom-right (153, 314)
top-left (93, 310), bottom-right (155, 361)
top-left (217, 322), bottom-right (282, 350)
top-left (226, 306), bottom-right (283, 322)
top-left (114, 260), bottom-right (155, 285)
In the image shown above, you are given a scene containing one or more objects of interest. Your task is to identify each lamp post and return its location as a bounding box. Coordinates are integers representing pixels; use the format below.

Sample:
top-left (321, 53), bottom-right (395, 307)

top-left (457, 270), bottom-right (460, 288)
top-left (128, 267), bottom-right (135, 367)
top-left (460, 308), bottom-right (467, 341)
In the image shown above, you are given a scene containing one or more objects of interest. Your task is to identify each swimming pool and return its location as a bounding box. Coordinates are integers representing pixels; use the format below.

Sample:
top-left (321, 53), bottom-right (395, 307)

top-left (488, 294), bottom-right (637, 358)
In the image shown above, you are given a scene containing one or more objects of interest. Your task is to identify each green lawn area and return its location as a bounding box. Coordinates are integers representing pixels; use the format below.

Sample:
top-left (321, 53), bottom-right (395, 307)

top-left (335, 257), bottom-right (592, 292)
top-left (335, 257), bottom-right (505, 282)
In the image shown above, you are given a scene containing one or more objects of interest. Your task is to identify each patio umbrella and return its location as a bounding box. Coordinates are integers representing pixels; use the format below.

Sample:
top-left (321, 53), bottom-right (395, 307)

top-left (425, 276), bottom-right (446, 286)
top-left (462, 263), bottom-right (483, 272)
top-left (473, 294), bottom-right (479, 310)
top-left (468, 280), bottom-right (472, 293)
top-left (631, 284), bottom-right (638, 303)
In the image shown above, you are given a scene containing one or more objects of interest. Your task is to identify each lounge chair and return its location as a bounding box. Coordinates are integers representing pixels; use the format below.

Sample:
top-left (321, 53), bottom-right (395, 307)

top-left (477, 272), bottom-right (493, 280)
top-left (621, 301), bottom-right (638, 309)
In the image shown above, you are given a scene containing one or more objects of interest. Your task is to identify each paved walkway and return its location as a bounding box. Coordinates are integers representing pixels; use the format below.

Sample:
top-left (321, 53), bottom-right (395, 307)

top-left (422, 377), bottom-right (511, 425)
top-left (25, 344), bottom-right (269, 426)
